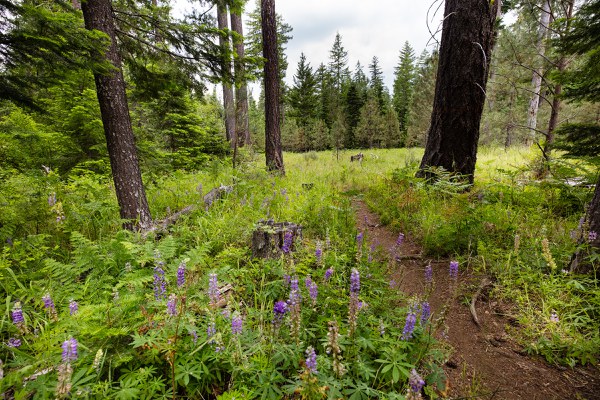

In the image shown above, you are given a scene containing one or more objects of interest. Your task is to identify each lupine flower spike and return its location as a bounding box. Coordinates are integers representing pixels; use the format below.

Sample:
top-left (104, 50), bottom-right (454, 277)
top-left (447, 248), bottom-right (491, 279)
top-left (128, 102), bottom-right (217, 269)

top-left (449, 261), bottom-right (459, 279)
top-left (407, 369), bottom-right (425, 399)
top-left (305, 346), bottom-right (317, 374)
top-left (402, 309), bottom-right (417, 341)
top-left (424, 264), bottom-right (433, 284)
top-left (177, 261), bottom-right (186, 288)
top-left (69, 300), bottom-right (78, 316)
top-left (42, 293), bottom-right (58, 320)
top-left (153, 264), bottom-right (167, 300)
top-left (167, 294), bottom-right (178, 316)
top-left (348, 268), bottom-right (361, 337)
top-left (231, 313), bottom-right (243, 335)
top-left (208, 273), bottom-right (220, 307)
top-left (12, 302), bottom-right (26, 333)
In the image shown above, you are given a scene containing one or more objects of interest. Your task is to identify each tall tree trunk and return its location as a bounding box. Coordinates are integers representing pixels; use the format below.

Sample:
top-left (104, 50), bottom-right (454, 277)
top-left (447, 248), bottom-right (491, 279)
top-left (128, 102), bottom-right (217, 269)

top-left (526, 0), bottom-right (551, 145)
top-left (81, 0), bottom-right (152, 230)
top-left (539, 0), bottom-right (574, 177)
top-left (217, 2), bottom-right (236, 145)
top-left (261, 0), bottom-right (285, 174)
top-left (416, 0), bottom-right (499, 185)
top-left (570, 176), bottom-right (600, 274)
top-left (230, 10), bottom-right (251, 147)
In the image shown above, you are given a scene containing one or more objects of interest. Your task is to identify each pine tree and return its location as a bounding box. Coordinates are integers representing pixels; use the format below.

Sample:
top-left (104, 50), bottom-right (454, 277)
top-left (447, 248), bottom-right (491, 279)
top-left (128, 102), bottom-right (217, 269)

top-left (288, 53), bottom-right (319, 127)
top-left (355, 95), bottom-right (386, 148)
top-left (393, 41), bottom-right (416, 144)
top-left (417, 0), bottom-right (500, 184)
top-left (368, 56), bottom-right (386, 114)
top-left (406, 50), bottom-right (437, 147)
top-left (344, 82), bottom-right (363, 148)
top-left (316, 63), bottom-right (334, 128)
top-left (328, 33), bottom-right (350, 92)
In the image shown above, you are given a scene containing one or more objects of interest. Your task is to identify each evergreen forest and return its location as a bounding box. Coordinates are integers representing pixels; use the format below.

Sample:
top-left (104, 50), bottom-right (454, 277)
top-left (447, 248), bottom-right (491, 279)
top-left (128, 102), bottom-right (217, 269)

top-left (1, 0), bottom-right (599, 398)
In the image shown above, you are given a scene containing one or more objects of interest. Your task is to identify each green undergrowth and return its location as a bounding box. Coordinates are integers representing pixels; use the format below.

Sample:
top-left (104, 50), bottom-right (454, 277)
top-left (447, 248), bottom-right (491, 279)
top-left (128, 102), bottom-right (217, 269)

top-left (1, 150), bottom-right (448, 399)
top-left (364, 146), bottom-right (600, 367)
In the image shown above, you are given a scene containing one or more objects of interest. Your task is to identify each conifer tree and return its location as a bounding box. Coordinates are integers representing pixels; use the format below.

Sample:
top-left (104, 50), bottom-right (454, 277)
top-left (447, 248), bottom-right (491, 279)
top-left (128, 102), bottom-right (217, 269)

top-left (288, 53), bottom-right (319, 127)
top-left (328, 32), bottom-right (351, 92)
top-left (368, 56), bottom-right (386, 114)
top-left (393, 41), bottom-right (416, 144)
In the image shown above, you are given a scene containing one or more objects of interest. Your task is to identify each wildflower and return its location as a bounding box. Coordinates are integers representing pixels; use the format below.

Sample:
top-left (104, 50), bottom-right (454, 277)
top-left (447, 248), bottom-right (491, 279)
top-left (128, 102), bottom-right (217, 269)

top-left (589, 231), bottom-right (598, 242)
top-left (153, 265), bottom-right (167, 300)
top-left (305, 346), bottom-right (318, 374)
top-left (207, 322), bottom-right (216, 343)
top-left (273, 300), bottom-right (288, 325)
top-left (402, 311), bottom-right (417, 340)
top-left (125, 262), bottom-right (132, 272)
top-left (56, 363), bottom-right (73, 398)
top-left (283, 274), bottom-right (291, 286)
top-left (396, 233), bottom-right (405, 246)
top-left (389, 279), bottom-right (397, 288)
top-left (541, 239), bottom-right (557, 270)
top-left (315, 242), bottom-right (323, 265)
top-left (177, 262), bottom-right (186, 288)
top-left (424, 264), bottom-right (433, 283)
top-left (420, 302), bottom-right (431, 325)
top-left (408, 369), bottom-right (425, 394)
top-left (326, 321), bottom-right (346, 377)
top-left (69, 300), bottom-right (78, 316)
top-left (167, 294), bottom-right (178, 316)
top-left (12, 302), bottom-right (25, 325)
top-left (324, 268), bottom-right (333, 281)
top-left (7, 338), bottom-right (21, 348)
top-left (231, 313), bottom-right (243, 335)
top-left (356, 232), bottom-right (363, 246)
top-left (289, 277), bottom-right (302, 340)
top-left (550, 311), bottom-right (559, 323)
top-left (42, 293), bottom-right (57, 320)
top-left (48, 193), bottom-right (56, 207)
top-left (61, 338), bottom-right (78, 363)
top-left (379, 319), bottom-right (385, 337)
top-left (305, 276), bottom-right (313, 288)
top-left (449, 261), bottom-right (459, 279)
top-left (221, 308), bottom-right (231, 319)
top-left (308, 281), bottom-right (318, 305)
top-left (282, 231), bottom-right (293, 254)
top-left (350, 268), bottom-right (360, 294)
top-left (190, 330), bottom-right (198, 344)
top-left (208, 273), bottom-right (220, 307)
top-left (93, 349), bottom-right (103, 372)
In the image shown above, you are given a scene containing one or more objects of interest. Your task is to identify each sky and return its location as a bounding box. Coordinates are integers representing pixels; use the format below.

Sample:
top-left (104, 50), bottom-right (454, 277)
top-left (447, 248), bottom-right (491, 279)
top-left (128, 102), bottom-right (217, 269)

top-left (261, 0), bottom-right (446, 91)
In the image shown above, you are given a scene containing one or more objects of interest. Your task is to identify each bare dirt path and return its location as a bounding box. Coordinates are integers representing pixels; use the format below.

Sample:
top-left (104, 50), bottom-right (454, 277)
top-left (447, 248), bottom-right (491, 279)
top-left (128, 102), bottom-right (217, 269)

top-left (354, 198), bottom-right (600, 400)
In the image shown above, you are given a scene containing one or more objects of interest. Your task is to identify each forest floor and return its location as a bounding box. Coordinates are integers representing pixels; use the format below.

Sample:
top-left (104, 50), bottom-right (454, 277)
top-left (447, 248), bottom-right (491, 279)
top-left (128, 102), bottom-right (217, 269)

top-left (353, 198), bottom-right (600, 400)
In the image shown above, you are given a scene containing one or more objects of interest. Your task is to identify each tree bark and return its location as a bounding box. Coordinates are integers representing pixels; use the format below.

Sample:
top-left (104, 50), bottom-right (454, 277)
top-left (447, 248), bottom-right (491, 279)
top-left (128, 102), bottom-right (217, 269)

top-left (217, 2), bottom-right (236, 145)
top-left (261, 0), bottom-right (285, 174)
top-left (230, 10), bottom-right (251, 147)
top-left (570, 176), bottom-right (600, 274)
top-left (526, 0), bottom-right (551, 144)
top-left (416, 0), bottom-right (499, 185)
top-left (81, 0), bottom-right (152, 230)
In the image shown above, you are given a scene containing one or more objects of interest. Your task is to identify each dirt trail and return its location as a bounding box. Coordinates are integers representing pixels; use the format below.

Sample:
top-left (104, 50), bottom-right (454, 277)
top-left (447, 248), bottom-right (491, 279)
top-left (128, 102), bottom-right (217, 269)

top-left (354, 199), bottom-right (600, 400)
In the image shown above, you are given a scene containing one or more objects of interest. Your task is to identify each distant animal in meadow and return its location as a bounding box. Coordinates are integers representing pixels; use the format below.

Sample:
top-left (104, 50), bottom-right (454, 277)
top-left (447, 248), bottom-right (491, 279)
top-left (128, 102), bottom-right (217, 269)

top-left (350, 153), bottom-right (364, 162)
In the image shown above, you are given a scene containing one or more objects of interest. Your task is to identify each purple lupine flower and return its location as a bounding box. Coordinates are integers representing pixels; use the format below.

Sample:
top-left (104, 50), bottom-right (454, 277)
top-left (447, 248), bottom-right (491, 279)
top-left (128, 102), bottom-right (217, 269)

top-left (324, 268), bottom-right (333, 281)
top-left (231, 313), bottom-right (243, 335)
top-left (167, 294), bottom-right (177, 316)
top-left (308, 282), bottom-right (318, 305)
top-left (402, 311), bottom-right (417, 340)
top-left (550, 311), bottom-right (559, 323)
top-left (449, 261), bottom-right (459, 279)
top-left (408, 369), bottom-right (425, 393)
top-left (424, 265), bottom-right (433, 283)
top-left (208, 273), bottom-right (220, 307)
top-left (61, 338), bottom-right (78, 363)
top-left (358, 301), bottom-right (367, 310)
top-left (282, 231), bottom-right (293, 254)
top-left (289, 277), bottom-right (301, 305)
top-left (69, 300), bottom-right (78, 316)
top-left (12, 302), bottom-right (24, 325)
top-left (177, 262), bottom-right (186, 288)
top-left (356, 232), bottom-right (363, 247)
top-left (420, 302), bottom-right (431, 325)
top-left (273, 300), bottom-right (288, 324)
top-left (578, 217), bottom-right (585, 230)
top-left (7, 338), bottom-right (21, 348)
top-left (221, 309), bottom-right (231, 319)
top-left (42, 294), bottom-right (55, 311)
top-left (305, 346), bottom-right (317, 374)
top-left (589, 231), bottom-right (598, 242)
top-left (350, 268), bottom-right (360, 294)
top-left (283, 274), bottom-right (291, 286)
top-left (396, 233), bottom-right (405, 246)
top-left (305, 276), bottom-right (313, 288)
top-left (153, 265), bottom-right (167, 300)
top-left (190, 330), bottom-right (198, 344)
top-left (207, 322), bottom-right (216, 343)
top-left (315, 244), bottom-right (323, 265)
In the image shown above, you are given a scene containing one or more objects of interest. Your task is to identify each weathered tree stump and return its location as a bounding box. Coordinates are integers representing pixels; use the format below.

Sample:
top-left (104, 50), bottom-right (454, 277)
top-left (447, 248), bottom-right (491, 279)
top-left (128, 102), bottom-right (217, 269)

top-left (252, 219), bottom-right (302, 259)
